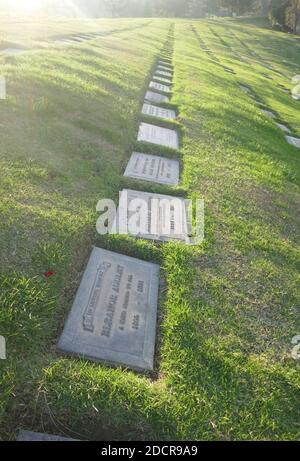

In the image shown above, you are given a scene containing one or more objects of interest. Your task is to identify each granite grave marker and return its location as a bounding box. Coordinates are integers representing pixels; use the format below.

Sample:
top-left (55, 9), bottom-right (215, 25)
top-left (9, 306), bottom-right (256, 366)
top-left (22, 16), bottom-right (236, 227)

top-left (124, 152), bottom-right (179, 185)
top-left (137, 123), bottom-right (179, 149)
top-left (58, 248), bottom-right (160, 372)
top-left (142, 103), bottom-right (176, 120)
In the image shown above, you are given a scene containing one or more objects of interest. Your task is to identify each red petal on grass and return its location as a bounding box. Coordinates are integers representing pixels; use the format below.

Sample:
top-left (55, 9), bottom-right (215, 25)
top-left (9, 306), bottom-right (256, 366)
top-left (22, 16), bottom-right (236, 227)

top-left (44, 271), bottom-right (55, 278)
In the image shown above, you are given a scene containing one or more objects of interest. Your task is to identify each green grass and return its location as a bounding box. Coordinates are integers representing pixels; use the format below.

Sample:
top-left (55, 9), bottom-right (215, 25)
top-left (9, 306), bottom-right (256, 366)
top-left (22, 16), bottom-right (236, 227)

top-left (0, 16), bottom-right (299, 441)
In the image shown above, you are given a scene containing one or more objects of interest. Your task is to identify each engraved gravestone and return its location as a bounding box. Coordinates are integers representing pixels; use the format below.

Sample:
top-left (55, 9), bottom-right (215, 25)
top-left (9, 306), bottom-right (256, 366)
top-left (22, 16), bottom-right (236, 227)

top-left (124, 152), bottom-right (179, 185)
top-left (142, 104), bottom-right (176, 120)
top-left (277, 123), bottom-right (291, 134)
top-left (17, 431), bottom-right (75, 441)
top-left (153, 76), bottom-right (172, 84)
top-left (158, 60), bottom-right (172, 67)
top-left (155, 70), bottom-right (172, 78)
top-left (286, 136), bottom-right (300, 148)
top-left (157, 65), bottom-right (172, 72)
top-left (144, 91), bottom-right (169, 104)
top-left (149, 81), bottom-right (171, 93)
top-left (262, 109), bottom-right (276, 119)
top-left (137, 123), bottom-right (179, 149)
top-left (116, 189), bottom-right (191, 244)
top-left (58, 248), bottom-right (160, 371)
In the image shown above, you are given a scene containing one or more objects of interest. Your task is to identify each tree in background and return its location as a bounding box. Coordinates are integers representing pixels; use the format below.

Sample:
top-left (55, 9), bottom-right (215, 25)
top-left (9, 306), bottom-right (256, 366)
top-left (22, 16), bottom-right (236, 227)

top-left (268, 0), bottom-right (290, 29)
top-left (260, 0), bottom-right (271, 16)
top-left (286, 0), bottom-right (300, 32)
top-left (219, 0), bottom-right (257, 15)
top-left (103, 0), bottom-right (128, 17)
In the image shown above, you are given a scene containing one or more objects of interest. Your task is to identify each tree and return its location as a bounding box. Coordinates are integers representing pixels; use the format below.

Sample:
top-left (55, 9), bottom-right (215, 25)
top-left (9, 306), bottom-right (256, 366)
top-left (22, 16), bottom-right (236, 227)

top-left (260, 0), bottom-right (270, 16)
top-left (220, 0), bottom-right (257, 15)
top-left (286, 0), bottom-right (300, 32)
top-left (104, 0), bottom-right (128, 17)
top-left (268, 0), bottom-right (290, 29)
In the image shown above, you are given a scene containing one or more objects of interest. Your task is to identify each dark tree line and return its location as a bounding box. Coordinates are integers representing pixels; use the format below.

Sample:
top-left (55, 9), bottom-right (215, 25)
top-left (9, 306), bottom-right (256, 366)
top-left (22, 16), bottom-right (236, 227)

top-left (1, 0), bottom-right (298, 32)
top-left (269, 0), bottom-right (300, 33)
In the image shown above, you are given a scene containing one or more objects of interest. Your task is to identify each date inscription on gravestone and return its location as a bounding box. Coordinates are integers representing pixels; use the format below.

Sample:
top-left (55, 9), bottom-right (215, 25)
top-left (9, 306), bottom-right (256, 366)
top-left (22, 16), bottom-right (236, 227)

top-left (58, 248), bottom-right (160, 371)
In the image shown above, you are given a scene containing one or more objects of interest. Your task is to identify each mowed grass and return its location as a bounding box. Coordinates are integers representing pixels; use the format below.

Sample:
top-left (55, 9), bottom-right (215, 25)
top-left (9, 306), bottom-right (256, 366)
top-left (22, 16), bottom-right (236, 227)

top-left (0, 16), bottom-right (299, 441)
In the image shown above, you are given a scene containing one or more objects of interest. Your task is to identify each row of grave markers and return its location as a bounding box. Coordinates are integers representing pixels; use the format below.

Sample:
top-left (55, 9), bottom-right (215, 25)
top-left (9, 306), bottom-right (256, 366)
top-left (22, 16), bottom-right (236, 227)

top-left (193, 25), bottom-right (299, 148)
top-left (17, 26), bottom-right (188, 443)
top-left (18, 28), bottom-right (179, 443)
top-left (240, 84), bottom-right (300, 148)
top-left (57, 29), bottom-right (182, 379)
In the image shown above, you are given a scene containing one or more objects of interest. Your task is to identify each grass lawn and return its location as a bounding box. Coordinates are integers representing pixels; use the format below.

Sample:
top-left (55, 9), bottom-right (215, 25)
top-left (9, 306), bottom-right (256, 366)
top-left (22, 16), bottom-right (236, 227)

top-left (0, 16), bottom-right (299, 441)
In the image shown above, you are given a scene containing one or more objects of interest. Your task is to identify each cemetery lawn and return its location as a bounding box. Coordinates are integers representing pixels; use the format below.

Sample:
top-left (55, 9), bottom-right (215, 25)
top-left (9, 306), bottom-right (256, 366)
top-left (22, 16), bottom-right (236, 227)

top-left (0, 16), bottom-right (300, 441)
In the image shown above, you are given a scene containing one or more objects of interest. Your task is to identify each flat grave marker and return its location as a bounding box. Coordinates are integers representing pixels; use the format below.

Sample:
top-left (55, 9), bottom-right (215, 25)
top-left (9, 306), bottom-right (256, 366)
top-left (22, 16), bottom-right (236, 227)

top-left (155, 70), bottom-right (172, 78)
top-left (144, 91), bottom-right (169, 104)
top-left (137, 122), bottom-right (179, 149)
top-left (149, 81), bottom-right (171, 93)
top-left (124, 152), bottom-right (179, 185)
top-left (286, 136), bottom-right (300, 148)
top-left (262, 109), bottom-right (276, 119)
top-left (116, 189), bottom-right (191, 244)
top-left (153, 76), bottom-right (172, 84)
top-left (158, 60), bottom-right (172, 67)
top-left (277, 123), bottom-right (291, 134)
top-left (58, 248), bottom-right (160, 372)
top-left (142, 103), bottom-right (176, 120)
top-left (158, 65), bottom-right (173, 72)
top-left (17, 431), bottom-right (75, 441)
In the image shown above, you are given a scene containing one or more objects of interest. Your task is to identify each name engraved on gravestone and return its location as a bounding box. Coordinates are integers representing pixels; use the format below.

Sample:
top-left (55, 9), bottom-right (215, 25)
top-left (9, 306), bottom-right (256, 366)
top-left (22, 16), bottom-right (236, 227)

top-left (58, 248), bottom-right (160, 371)
top-left (17, 431), bottom-right (76, 441)
top-left (142, 104), bottom-right (176, 120)
top-left (286, 136), bottom-right (300, 148)
top-left (149, 81), bottom-right (171, 93)
top-left (144, 91), bottom-right (169, 104)
top-left (124, 152), bottom-right (179, 185)
top-left (155, 70), bottom-right (172, 78)
top-left (138, 123), bottom-right (179, 149)
top-left (116, 189), bottom-right (191, 244)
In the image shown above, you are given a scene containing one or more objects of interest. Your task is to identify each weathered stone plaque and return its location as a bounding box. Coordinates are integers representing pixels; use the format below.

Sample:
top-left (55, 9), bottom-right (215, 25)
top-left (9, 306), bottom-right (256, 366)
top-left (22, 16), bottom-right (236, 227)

top-left (286, 136), bottom-right (300, 148)
top-left (277, 123), bottom-right (291, 134)
top-left (149, 81), bottom-right (171, 93)
top-left (157, 65), bottom-right (173, 72)
top-left (137, 123), bottom-right (179, 149)
top-left (58, 248), bottom-right (160, 371)
top-left (155, 70), bottom-right (172, 78)
top-left (239, 85), bottom-right (252, 94)
top-left (262, 109), bottom-right (276, 119)
top-left (142, 103), bottom-right (176, 120)
top-left (153, 75), bottom-right (172, 84)
top-left (124, 152), bottom-right (179, 185)
top-left (158, 60), bottom-right (172, 67)
top-left (17, 431), bottom-right (75, 441)
top-left (144, 91), bottom-right (169, 104)
top-left (116, 189), bottom-right (191, 244)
